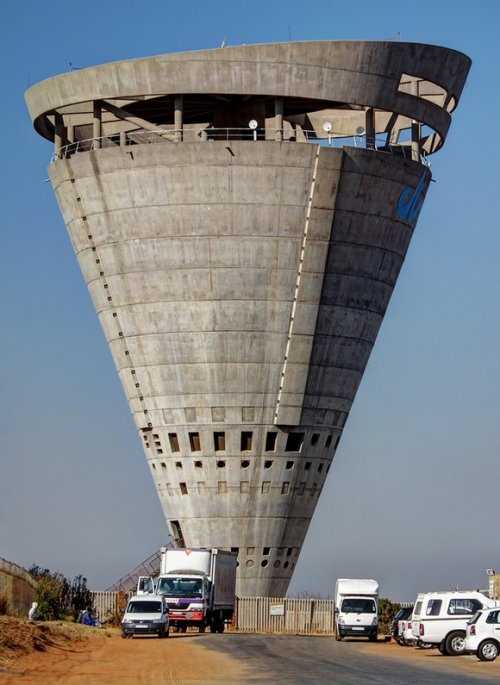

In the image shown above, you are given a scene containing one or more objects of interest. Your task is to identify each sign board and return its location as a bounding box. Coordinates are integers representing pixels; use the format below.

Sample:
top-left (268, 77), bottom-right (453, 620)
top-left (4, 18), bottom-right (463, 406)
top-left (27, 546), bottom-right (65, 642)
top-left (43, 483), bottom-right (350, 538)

top-left (270, 603), bottom-right (285, 616)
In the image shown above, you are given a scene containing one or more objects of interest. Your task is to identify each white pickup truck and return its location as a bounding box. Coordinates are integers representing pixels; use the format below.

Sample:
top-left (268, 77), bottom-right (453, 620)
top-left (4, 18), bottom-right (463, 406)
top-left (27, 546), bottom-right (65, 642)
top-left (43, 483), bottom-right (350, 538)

top-left (335, 578), bottom-right (379, 641)
top-left (412, 590), bottom-right (495, 655)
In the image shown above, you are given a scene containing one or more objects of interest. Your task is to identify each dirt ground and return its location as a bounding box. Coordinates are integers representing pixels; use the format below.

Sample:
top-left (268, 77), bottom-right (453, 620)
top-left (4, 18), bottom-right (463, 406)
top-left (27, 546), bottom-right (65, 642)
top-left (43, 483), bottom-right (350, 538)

top-left (0, 623), bottom-right (242, 685)
top-left (2, 624), bottom-right (500, 685)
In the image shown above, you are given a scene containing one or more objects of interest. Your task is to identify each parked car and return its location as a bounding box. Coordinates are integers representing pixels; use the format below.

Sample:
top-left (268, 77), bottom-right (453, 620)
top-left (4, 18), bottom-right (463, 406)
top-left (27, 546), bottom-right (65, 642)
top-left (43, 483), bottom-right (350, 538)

top-left (121, 594), bottom-right (170, 638)
top-left (412, 591), bottom-right (495, 655)
top-left (465, 607), bottom-right (500, 661)
top-left (391, 606), bottom-right (413, 644)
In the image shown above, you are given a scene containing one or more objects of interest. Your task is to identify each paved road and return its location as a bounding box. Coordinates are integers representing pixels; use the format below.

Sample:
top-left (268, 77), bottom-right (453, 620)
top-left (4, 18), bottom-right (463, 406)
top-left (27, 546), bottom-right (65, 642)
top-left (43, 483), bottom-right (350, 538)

top-left (203, 634), bottom-right (500, 685)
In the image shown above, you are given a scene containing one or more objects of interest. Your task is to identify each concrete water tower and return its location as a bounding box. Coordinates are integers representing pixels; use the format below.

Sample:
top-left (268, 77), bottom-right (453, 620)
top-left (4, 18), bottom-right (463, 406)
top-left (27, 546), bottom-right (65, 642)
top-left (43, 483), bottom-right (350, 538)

top-left (26, 41), bottom-right (470, 596)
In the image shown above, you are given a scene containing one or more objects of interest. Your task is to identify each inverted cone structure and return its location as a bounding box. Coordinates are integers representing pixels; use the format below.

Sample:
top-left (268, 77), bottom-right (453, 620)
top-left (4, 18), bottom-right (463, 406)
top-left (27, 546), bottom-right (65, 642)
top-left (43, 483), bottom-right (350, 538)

top-left (26, 40), bottom-right (470, 595)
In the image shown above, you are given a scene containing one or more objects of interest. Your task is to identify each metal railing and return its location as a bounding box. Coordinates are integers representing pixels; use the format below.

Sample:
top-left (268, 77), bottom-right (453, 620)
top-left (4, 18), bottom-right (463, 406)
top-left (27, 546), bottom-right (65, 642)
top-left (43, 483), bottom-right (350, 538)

top-left (52, 127), bottom-right (429, 166)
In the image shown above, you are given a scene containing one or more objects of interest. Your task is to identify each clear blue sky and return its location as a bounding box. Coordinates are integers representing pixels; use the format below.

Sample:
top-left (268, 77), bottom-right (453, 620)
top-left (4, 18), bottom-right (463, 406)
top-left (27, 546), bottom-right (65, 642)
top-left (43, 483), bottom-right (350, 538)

top-left (1, 0), bottom-right (499, 601)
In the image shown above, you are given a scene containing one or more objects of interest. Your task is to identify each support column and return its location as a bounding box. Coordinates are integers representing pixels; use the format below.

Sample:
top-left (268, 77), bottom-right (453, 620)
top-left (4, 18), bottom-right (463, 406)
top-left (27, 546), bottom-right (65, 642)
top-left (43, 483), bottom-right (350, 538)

top-left (66, 123), bottom-right (74, 144)
top-left (275, 98), bottom-right (283, 142)
top-left (365, 108), bottom-right (375, 150)
top-left (54, 112), bottom-right (64, 158)
top-left (411, 81), bottom-right (421, 161)
top-left (174, 95), bottom-right (183, 142)
top-left (119, 130), bottom-right (127, 147)
top-left (93, 101), bottom-right (102, 149)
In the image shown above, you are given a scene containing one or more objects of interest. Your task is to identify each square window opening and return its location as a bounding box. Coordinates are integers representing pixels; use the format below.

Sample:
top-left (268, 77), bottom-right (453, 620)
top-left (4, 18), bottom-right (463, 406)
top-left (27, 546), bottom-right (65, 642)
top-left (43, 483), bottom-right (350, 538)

top-left (214, 431), bottom-right (225, 451)
top-left (285, 432), bottom-right (304, 452)
top-left (241, 431), bottom-right (253, 451)
top-left (265, 431), bottom-right (277, 452)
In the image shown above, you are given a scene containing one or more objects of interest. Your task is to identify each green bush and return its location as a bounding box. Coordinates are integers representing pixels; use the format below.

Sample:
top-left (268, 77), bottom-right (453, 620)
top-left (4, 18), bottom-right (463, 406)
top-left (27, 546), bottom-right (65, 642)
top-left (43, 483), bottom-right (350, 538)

top-left (29, 566), bottom-right (92, 621)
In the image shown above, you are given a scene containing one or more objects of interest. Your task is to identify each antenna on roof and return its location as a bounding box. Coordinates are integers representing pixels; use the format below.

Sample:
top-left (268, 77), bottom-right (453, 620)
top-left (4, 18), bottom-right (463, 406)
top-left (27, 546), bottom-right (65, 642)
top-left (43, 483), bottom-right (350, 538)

top-left (220, 37), bottom-right (227, 48)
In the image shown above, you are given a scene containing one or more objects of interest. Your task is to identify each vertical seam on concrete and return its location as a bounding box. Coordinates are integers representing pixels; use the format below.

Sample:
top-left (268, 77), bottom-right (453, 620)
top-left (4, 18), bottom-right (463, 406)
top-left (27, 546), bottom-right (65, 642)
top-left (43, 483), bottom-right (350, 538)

top-left (62, 159), bottom-right (150, 429)
top-left (274, 145), bottom-right (321, 424)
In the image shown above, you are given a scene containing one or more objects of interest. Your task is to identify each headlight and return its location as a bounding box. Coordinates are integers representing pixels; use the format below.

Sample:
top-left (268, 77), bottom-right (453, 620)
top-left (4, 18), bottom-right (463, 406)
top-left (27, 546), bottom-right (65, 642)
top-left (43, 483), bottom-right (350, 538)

top-left (338, 617), bottom-right (345, 625)
top-left (189, 604), bottom-right (204, 610)
top-left (122, 618), bottom-right (132, 624)
top-left (372, 616), bottom-right (378, 625)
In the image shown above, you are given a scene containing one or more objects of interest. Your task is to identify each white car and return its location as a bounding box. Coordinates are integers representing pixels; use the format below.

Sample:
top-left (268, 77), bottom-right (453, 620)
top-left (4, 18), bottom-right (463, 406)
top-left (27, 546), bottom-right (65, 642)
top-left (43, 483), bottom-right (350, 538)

top-left (412, 591), bottom-right (494, 655)
top-left (399, 618), bottom-right (415, 646)
top-left (465, 607), bottom-right (500, 661)
top-left (121, 594), bottom-right (170, 638)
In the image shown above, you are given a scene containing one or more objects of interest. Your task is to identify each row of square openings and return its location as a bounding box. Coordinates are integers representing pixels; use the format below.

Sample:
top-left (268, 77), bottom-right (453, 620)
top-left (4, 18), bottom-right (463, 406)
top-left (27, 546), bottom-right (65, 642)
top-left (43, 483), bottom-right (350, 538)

top-left (152, 460), bottom-right (330, 474)
top-left (144, 430), bottom-right (340, 455)
top-left (160, 481), bottom-right (322, 496)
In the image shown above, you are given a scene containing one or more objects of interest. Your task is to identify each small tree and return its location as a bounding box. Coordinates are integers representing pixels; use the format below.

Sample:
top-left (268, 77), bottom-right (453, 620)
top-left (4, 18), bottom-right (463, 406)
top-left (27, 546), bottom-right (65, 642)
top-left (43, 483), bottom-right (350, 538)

top-left (378, 597), bottom-right (401, 635)
top-left (70, 575), bottom-right (93, 621)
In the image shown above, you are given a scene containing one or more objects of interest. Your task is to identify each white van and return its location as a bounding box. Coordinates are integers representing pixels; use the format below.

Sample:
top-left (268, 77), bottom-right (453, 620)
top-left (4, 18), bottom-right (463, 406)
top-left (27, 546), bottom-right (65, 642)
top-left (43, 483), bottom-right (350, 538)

top-left (121, 594), bottom-right (170, 638)
top-left (412, 591), bottom-right (494, 655)
top-left (335, 579), bottom-right (379, 641)
top-left (465, 607), bottom-right (500, 661)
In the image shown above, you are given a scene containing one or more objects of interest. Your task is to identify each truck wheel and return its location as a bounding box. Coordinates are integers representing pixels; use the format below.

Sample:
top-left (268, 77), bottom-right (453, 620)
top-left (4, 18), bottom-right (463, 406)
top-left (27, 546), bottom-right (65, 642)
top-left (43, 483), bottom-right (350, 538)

top-left (180, 625), bottom-right (187, 633)
top-left (478, 640), bottom-right (499, 662)
top-left (438, 640), bottom-right (447, 655)
top-left (445, 631), bottom-right (466, 656)
top-left (217, 618), bottom-right (225, 633)
top-left (210, 621), bottom-right (217, 633)
top-left (198, 623), bottom-right (206, 633)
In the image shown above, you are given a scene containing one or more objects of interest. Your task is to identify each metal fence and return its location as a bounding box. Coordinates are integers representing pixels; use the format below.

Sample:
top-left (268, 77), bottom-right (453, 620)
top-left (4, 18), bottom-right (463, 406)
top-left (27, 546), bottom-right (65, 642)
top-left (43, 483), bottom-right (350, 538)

top-left (90, 591), bottom-right (336, 632)
top-left (234, 597), bottom-right (336, 634)
top-left (52, 127), bottom-right (428, 166)
top-left (91, 591), bottom-right (127, 621)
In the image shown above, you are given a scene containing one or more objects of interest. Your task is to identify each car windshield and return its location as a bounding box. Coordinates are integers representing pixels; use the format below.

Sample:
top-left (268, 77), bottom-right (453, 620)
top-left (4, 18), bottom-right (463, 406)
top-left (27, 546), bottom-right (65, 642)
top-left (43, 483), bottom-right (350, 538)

top-left (157, 577), bottom-right (203, 598)
top-left (127, 601), bottom-right (162, 614)
top-left (341, 598), bottom-right (376, 614)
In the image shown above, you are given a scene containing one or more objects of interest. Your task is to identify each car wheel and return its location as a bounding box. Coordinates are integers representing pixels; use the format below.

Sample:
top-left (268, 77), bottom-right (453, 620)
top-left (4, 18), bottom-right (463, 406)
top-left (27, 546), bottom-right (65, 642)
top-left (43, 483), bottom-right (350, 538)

top-left (158, 627), bottom-right (164, 638)
top-left (368, 634), bottom-right (377, 642)
top-left (121, 632), bottom-right (127, 639)
top-left (445, 631), bottom-right (466, 656)
top-left (478, 640), bottom-right (499, 662)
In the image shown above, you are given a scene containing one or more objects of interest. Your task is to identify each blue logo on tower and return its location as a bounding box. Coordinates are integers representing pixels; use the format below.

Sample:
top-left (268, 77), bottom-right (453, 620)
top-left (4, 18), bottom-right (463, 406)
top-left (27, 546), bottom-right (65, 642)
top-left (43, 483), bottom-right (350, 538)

top-left (396, 172), bottom-right (430, 226)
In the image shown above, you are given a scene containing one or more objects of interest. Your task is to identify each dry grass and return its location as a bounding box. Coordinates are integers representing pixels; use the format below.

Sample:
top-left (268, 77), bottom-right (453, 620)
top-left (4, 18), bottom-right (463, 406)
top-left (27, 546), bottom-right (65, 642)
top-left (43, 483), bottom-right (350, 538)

top-left (0, 617), bottom-right (114, 667)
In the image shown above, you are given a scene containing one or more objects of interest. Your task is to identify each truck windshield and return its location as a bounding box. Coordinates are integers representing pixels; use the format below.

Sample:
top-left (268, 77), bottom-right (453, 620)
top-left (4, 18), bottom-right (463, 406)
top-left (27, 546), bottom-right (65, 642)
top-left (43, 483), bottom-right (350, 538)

top-left (341, 598), bottom-right (376, 614)
top-left (127, 601), bottom-right (162, 613)
top-left (157, 577), bottom-right (203, 598)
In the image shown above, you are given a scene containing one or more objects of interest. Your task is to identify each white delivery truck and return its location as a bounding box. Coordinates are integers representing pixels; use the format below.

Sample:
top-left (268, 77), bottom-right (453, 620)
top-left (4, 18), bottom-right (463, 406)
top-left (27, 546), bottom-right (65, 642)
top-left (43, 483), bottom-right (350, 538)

top-left (138, 548), bottom-right (237, 633)
top-left (335, 578), bottom-right (379, 641)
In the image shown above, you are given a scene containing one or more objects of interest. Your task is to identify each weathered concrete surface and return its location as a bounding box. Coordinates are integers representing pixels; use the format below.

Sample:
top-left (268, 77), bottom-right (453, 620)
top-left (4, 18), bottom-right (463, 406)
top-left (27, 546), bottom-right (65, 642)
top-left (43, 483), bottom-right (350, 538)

top-left (0, 558), bottom-right (37, 617)
top-left (26, 41), bottom-right (470, 596)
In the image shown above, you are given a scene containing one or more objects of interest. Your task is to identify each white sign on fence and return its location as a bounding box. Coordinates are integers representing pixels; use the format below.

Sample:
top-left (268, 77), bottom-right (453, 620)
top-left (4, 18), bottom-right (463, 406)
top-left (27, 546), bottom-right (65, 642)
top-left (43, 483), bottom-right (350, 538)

top-left (270, 603), bottom-right (285, 616)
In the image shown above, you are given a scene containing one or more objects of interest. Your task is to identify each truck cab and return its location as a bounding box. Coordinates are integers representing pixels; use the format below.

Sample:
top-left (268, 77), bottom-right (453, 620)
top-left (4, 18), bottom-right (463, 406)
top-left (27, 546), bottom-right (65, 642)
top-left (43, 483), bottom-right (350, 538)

top-left (335, 578), bottom-right (379, 641)
top-left (156, 573), bottom-right (209, 632)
